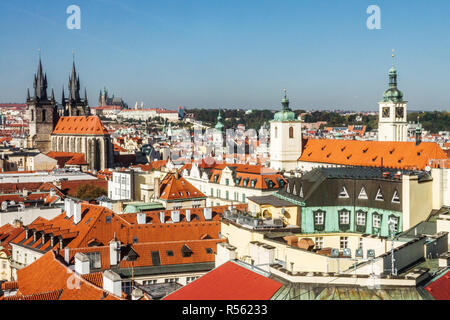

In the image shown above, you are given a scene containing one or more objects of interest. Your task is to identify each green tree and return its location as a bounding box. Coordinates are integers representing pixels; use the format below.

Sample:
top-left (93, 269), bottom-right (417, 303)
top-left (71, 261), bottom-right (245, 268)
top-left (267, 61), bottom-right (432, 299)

top-left (76, 184), bottom-right (107, 200)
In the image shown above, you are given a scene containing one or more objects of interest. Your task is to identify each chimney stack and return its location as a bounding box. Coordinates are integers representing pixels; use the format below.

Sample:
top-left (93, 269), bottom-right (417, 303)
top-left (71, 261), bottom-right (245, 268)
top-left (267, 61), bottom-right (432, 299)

top-left (203, 207), bottom-right (212, 220)
top-left (136, 212), bottom-right (146, 225)
top-left (109, 239), bottom-right (121, 266)
top-left (102, 270), bottom-right (122, 297)
top-left (74, 202), bottom-right (82, 224)
top-left (74, 252), bottom-right (90, 275)
top-left (65, 198), bottom-right (73, 218)
top-left (185, 209), bottom-right (191, 222)
top-left (154, 177), bottom-right (161, 198)
top-left (171, 210), bottom-right (180, 223)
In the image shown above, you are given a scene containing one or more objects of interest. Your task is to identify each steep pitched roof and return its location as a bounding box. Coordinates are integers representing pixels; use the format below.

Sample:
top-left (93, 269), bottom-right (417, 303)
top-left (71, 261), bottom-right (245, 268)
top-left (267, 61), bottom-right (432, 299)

top-left (163, 261), bottom-right (283, 300)
top-left (9, 251), bottom-right (122, 300)
top-left (299, 139), bottom-right (448, 170)
top-left (425, 270), bottom-right (450, 300)
top-left (159, 173), bottom-right (206, 201)
top-left (46, 152), bottom-right (87, 167)
top-left (52, 116), bottom-right (109, 135)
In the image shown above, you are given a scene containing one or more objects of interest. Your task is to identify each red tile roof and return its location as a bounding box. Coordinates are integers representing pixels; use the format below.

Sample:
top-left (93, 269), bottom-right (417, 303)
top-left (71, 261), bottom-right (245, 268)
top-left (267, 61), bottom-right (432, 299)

top-left (425, 271), bottom-right (450, 300)
top-left (52, 116), bottom-right (109, 135)
top-left (163, 261), bottom-right (283, 300)
top-left (299, 139), bottom-right (448, 170)
top-left (159, 172), bottom-right (206, 201)
top-left (46, 152), bottom-right (87, 167)
top-left (8, 251), bottom-right (122, 300)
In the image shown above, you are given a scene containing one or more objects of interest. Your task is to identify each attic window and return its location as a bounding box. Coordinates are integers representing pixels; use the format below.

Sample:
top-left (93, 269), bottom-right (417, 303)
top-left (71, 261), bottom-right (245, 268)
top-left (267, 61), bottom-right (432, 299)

top-left (392, 190), bottom-right (400, 203)
top-left (181, 244), bottom-right (193, 257)
top-left (372, 156), bottom-right (377, 161)
top-left (327, 153), bottom-right (331, 158)
top-left (166, 250), bottom-right (174, 257)
top-left (375, 188), bottom-right (384, 201)
top-left (299, 186), bottom-right (304, 198)
top-left (105, 216), bottom-right (111, 223)
top-left (132, 237), bottom-right (138, 244)
top-left (338, 186), bottom-right (350, 199)
top-left (363, 148), bottom-right (368, 153)
top-left (341, 147), bottom-right (346, 152)
top-left (179, 192), bottom-right (183, 196)
top-left (151, 251), bottom-right (161, 266)
top-left (321, 146), bottom-right (326, 151)
top-left (358, 187), bottom-right (368, 200)
top-left (308, 153), bottom-right (312, 157)
top-left (347, 154), bottom-right (352, 160)
top-left (205, 248), bottom-right (213, 254)
top-left (390, 149), bottom-right (395, 154)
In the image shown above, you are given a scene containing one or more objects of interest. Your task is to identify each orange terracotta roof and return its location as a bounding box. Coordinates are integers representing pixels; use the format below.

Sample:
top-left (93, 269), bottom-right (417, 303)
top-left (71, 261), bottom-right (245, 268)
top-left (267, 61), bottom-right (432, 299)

top-left (298, 139), bottom-right (448, 170)
top-left (159, 173), bottom-right (206, 201)
top-left (11, 251), bottom-right (122, 300)
top-left (52, 116), bottom-right (109, 135)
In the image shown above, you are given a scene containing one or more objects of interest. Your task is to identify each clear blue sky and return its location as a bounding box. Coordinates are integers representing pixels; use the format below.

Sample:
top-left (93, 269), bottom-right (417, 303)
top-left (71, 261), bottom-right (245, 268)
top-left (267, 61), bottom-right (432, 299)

top-left (1, 0), bottom-right (449, 111)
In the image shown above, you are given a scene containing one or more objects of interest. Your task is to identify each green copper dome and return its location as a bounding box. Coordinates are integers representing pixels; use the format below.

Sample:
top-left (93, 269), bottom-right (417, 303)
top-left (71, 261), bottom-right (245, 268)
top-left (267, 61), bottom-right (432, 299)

top-left (383, 66), bottom-right (404, 103)
top-left (215, 109), bottom-right (225, 130)
top-left (274, 89), bottom-right (296, 121)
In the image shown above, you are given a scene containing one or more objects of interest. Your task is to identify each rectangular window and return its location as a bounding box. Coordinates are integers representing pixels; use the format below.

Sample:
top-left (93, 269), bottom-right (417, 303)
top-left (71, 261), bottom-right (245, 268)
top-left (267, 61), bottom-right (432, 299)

top-left (210, 188), bottom-right (214, 197)
top-left (106, 216), bottom-right (111, 223)
top-left (242, 194), bottom-right (246, 202)
top-left (225, 178), bottom-right (229, 186)
top-left (315, 237), bottom-right (323, 250)
top-left (314, 211), bottom-right (324, 225)
top-left (225, 191), bottom-right (229, 200)
top-left (339, 211), bottom-right (350, 225)
top-left (389, 216), bottom-right (399, 233)
top-left (340, 237), bottom-right (349, 249)
top-left (373, 214), bottom-right (381, 229)
top-left (356, 211), bottom-right (366, 226)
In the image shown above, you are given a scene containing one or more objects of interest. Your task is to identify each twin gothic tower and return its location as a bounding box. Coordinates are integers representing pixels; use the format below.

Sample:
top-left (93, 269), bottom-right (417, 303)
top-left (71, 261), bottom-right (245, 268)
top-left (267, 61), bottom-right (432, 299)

top-left (26, 58), bottom-right (112, 170)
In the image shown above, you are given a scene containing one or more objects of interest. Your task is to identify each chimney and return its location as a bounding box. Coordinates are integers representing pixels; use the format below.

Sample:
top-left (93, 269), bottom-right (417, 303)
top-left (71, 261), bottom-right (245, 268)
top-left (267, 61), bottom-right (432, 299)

top-left (102, 270), bottom-right (122, 297)
top-left (154, 177), bottom-right (160, 198)
top-left (171, 210), bottom-right (180, 223)
top-left (185, 209), bottom-right (191, 222)
top-left (65, 198), bottom-right (73, 218)
top-left (64, 248), bottom-right (70, 264)
top-left (109, 239), bottom-right (121, 266)
top-left (216, 242), bottom-right (236, 268)
top-left (132, 288), bottom-right (144, 300)
top-left (136, 212), bottom-right (146, 225)
top-left (203, 207), bottom-right (212, 220)
top-left (74, 202), bottom-right (82, 224)
top-left (159, 211), bottom-right (165, 223)
top-left (74, 252), bottom-right (90, 275)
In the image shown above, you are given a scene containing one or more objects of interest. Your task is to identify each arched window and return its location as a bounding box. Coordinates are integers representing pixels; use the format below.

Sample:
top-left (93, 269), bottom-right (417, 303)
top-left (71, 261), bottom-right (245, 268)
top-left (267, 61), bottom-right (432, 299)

top-left (42, 109), bottom-right (46, 122)
top-left (31, 110), bottom-right (34, 121)
top-left (289, 126), bottom-right (294, 139)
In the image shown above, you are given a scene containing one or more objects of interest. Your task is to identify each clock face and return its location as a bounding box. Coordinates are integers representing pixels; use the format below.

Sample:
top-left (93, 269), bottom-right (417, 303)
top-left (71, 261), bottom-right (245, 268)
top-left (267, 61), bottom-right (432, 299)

top-left (382, 107), bottom-right (390, 118)
top-left (395, 107), bottom-right (404, 118)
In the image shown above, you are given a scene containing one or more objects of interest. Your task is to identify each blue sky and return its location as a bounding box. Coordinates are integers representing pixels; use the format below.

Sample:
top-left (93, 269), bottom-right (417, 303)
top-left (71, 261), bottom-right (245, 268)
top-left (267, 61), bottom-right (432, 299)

top-left (0, 0), bottom-right (450, 111)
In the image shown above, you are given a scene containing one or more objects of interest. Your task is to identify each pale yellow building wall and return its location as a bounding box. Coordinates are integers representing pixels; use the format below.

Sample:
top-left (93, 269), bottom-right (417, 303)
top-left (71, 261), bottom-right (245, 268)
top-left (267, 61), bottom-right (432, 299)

top-left (0, 251), bottom-right (12, 281)
top-left (402, 175), bottom-right (433, 231)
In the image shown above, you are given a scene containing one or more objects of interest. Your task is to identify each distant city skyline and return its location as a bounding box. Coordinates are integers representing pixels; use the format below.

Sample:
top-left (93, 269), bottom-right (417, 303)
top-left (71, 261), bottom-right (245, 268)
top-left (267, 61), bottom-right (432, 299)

top-left (1, 0), bottom-right (450, 111)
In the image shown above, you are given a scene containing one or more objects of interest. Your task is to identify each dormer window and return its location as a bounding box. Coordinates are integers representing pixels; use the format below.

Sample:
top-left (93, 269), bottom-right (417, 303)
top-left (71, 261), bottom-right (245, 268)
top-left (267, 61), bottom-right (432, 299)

top-left (392, 190), bottom-right (400, 203)
top-left (358, 187), bottom-right (368, 200)
top-left (338, 186), bottom-right (349, 199)
top-left (375, 188), bottom-right (384, 201)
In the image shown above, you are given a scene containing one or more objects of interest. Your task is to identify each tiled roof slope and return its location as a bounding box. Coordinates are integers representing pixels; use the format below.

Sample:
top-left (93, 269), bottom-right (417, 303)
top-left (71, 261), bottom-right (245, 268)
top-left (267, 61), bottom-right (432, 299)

top-left (299, 139), bottom-right (448, 170)
top-left (164, 261), bottom-right (283, 300)
top-left (9, 251), bottom-right (122, 300)
top-left (159, 173), bottom-right (206, 201)
top-left (52, 116), bottom-right (109, 135)
top-left (425, 270), bottom-right (450, 300)
top-left (207, 164), bottom-right (286, 190)
top-left (46, 152), bottom-right (87, 167)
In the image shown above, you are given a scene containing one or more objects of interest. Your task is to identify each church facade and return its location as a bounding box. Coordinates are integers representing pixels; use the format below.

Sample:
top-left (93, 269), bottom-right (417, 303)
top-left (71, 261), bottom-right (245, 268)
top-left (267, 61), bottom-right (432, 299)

top-left (26, 58), bottom-right (113, 170)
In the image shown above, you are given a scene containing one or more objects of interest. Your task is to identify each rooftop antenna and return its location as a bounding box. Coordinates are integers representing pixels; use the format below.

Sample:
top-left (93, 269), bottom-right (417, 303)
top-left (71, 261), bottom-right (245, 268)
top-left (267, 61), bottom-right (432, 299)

top-left (391, 49), bottom-right (395, 67)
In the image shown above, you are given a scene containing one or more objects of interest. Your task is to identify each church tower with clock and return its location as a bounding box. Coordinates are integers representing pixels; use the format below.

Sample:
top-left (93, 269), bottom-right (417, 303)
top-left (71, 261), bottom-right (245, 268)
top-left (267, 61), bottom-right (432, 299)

top-left (378, 55), bottom-right (408, 142)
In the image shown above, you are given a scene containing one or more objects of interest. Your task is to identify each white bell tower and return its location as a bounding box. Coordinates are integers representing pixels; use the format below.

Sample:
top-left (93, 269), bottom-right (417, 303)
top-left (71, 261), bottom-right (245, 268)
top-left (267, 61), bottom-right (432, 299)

top-left (378, 51), bottom-right (408, 142)
top-left (270, 90), bottom-right (303, 171)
